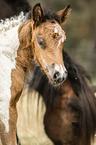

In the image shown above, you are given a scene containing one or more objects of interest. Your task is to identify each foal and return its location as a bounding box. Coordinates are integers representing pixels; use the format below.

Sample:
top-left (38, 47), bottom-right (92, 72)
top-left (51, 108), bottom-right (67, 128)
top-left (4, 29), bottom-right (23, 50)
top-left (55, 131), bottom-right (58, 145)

top-left (0, 3), bottom-right (71, 145)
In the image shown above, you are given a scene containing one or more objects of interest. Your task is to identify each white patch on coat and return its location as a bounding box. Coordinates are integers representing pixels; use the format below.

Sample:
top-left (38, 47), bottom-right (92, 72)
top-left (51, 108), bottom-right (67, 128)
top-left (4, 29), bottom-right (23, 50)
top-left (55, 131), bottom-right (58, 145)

top-left (54, 23), bottom-right (66, 49)
top-left (60, 65), bottom-right (66, 74)
top-left (0, 12), bottom-right (27, 133)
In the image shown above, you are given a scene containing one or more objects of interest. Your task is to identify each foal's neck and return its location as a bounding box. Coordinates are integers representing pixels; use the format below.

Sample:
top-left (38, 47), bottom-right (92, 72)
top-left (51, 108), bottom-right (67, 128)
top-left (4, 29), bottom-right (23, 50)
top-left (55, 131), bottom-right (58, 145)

top-left (10, 20), bottom-right (35, 105)
top-left (16, 20), bottom-right (35, 72)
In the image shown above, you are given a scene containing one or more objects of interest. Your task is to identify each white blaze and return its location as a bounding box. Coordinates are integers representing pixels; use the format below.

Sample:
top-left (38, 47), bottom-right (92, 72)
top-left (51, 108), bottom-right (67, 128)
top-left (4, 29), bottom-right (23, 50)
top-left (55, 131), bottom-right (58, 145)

top-left (54, 23), bottom-right (66, 49)
top-left (0, 12), bottom-right (27, 133)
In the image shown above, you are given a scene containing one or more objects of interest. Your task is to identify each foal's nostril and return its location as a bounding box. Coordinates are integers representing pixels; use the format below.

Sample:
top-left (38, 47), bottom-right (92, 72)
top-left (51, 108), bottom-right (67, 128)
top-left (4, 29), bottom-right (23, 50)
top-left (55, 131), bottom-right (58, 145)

top-left (53, 70), bottom-right (67, 83)
top-left (53, 71), bottom-right (60, 80)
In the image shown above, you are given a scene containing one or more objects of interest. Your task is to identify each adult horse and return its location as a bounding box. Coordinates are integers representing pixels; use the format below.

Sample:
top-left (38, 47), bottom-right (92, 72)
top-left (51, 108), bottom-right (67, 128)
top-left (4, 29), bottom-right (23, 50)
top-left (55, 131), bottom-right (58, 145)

top-left (29, 50), bottom-right (96, 145)
top-left (0, 3), bottom-right (71, 145)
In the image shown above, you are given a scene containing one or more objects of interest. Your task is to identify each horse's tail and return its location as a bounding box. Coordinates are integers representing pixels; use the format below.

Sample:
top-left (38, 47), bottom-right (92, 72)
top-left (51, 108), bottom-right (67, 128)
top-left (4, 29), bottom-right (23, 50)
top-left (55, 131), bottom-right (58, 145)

top-left (64, 50), bottom-right (96, 144)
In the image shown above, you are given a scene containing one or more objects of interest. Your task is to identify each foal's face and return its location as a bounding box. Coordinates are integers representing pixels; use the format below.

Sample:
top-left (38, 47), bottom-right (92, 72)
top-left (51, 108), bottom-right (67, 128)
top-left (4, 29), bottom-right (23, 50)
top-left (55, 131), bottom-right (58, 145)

top-left (32, 3), bottom-right (71, 85)
top-left (33, 21), bottom-right (67, 85)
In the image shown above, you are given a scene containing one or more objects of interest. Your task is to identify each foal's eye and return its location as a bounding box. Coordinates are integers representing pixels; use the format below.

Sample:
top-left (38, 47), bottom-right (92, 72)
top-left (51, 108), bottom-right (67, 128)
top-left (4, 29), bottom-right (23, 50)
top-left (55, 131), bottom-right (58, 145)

top-left (37, 36), bottom-right (46, 49)
top-left (52, 33), bottom-right (59, 39)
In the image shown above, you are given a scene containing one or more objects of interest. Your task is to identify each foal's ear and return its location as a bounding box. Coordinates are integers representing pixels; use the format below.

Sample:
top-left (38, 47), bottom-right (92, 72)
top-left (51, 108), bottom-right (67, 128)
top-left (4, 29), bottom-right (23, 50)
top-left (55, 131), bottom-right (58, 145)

top-left (57, 5), bottom-right (71, 24)
top-left (32, 3), bottom-right (44, 26)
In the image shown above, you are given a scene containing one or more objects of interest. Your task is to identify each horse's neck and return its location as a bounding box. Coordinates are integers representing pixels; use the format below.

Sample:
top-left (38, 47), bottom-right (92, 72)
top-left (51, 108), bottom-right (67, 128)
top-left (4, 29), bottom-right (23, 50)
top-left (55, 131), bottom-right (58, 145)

top-left (16, 20), bottom-right (35, 72)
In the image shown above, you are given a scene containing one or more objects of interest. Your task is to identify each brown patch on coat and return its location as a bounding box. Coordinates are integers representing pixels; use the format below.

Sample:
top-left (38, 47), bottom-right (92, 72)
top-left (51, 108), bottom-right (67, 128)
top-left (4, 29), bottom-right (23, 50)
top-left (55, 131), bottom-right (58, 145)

top-left (0, 121), bottom-right (10, 145)
top-left (10, 20), bottom-right (35, 106)
top-left (0, 117), bottom-right (17, 145)
top-left (44, 80), bottom-right (81, 145)
top-left (8, 65), bottom-right (25, 144)
top-left (17, 20), bottom-right (35, 71)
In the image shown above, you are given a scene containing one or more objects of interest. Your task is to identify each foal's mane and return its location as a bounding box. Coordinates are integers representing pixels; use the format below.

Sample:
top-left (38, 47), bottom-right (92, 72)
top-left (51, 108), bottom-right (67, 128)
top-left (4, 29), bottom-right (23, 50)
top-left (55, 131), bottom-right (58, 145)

top-left (28, 49), bottom-right (96, 143)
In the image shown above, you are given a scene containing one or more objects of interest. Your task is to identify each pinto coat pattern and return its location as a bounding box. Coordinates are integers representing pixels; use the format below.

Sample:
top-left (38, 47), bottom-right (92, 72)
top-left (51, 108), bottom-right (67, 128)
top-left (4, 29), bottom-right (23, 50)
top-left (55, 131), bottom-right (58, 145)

top-left (0, 12), bottom-right (28, 144)
top-left (0, 3), bottom-right (71, 145)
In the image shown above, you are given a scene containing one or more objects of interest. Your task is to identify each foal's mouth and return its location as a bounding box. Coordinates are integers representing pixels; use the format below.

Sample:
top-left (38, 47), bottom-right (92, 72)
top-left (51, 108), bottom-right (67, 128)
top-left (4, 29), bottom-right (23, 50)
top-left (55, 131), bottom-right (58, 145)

top-left (50, 79), bottom-right (65, 86)
top-left (50, 73), bottom-right (67, 86)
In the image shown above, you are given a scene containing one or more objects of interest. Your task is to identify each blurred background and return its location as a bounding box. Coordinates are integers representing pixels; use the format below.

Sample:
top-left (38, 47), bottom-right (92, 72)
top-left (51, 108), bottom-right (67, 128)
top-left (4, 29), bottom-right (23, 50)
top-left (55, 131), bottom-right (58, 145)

top-left (0, 0), bottom-right (96, 144)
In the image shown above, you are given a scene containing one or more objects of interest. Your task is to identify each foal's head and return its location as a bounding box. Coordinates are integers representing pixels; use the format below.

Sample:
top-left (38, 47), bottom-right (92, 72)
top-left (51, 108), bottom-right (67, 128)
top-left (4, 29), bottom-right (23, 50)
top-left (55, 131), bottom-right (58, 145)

top-left (32, 3), bottom-right (71, 85)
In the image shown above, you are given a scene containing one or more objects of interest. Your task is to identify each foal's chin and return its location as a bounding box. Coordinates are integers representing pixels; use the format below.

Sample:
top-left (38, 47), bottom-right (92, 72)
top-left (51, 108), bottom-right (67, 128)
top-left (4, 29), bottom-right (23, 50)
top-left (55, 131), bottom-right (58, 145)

top-left (49, 77), bottom-right (66, 86)
top-left (49, 73), bottom-right (67, 86)
top-left (51, 80), bottom-right (65, 86)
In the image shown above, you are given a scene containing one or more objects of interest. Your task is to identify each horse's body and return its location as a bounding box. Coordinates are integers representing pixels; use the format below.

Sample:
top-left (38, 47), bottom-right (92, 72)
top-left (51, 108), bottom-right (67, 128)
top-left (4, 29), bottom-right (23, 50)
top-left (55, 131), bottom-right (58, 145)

top-left (0, 12), bottom-right (29, 144)
top-left (29, 50), bottom-right (96, 145)
top-left (0, 3), bottom-right (71, 145)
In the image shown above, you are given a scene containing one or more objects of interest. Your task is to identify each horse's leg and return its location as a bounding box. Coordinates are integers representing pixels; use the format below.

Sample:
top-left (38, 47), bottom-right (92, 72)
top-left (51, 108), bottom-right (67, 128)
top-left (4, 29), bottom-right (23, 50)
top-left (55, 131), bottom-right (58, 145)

top-left (0, 106), bottom-right (18, 145)
top-left (0, 66), bottom-right (25, 145)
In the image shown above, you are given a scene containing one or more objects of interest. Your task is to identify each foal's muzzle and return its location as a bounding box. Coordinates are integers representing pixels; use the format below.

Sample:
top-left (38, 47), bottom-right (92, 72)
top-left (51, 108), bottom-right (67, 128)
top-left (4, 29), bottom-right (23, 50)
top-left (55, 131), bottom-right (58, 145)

top-left (46, 63), bottom-right (67, 85)
top-left (53, 70), bottom-right (67, 84)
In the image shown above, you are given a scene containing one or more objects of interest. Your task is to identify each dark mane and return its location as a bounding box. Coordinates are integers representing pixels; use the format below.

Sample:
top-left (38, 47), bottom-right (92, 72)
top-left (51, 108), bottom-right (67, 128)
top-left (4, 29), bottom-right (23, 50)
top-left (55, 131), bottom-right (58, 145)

top-left (27, 9), bottom-right (60, 24)
top-left (43, 9), bottom-right (60, 23)
top-left (28, 49), bottom-right (96, 143)
top-left (31, 8), bottom-right (60, 23)
top-left (0, 0), bottom-right (60, 25)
